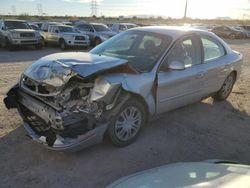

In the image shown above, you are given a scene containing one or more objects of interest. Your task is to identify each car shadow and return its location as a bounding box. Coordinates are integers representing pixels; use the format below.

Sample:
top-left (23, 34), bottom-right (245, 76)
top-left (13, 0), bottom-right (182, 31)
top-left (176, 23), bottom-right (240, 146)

top-left (0, 98), bottom-right (250, 187)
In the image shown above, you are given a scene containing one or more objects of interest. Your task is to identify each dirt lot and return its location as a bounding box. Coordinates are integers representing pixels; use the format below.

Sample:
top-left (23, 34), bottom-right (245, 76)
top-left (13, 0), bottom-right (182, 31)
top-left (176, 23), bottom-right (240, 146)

top-left (0, 41), bottom-right (250, 188)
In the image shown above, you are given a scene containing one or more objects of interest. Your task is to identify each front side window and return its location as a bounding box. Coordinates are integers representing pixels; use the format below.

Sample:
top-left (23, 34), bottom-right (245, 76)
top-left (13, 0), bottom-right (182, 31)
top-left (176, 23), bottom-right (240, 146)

top-left (90, 31), bottom-right (172, 72)
top-left (166, 37), bottom-right (200, 68)
top-left (201, 36), bottom-right (225, 62)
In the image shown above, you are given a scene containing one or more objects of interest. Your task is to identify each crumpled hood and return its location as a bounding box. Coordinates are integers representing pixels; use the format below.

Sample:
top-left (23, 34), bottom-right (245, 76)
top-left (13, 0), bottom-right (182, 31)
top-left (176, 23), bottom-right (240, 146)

top-left (23, 52), bottom-right (127, 87)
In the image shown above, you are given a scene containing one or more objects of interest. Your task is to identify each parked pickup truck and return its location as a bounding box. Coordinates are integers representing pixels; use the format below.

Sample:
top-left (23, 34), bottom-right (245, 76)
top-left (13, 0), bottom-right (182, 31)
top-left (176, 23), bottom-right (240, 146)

top-left (43, 25), bottom-right (90, 50)
top-left (0, 19), bottom-right (43, 50)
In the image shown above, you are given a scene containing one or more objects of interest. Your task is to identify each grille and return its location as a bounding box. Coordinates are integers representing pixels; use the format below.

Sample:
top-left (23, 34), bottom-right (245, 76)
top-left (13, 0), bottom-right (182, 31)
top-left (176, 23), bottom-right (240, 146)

top-left (22, 75), bottom-right (56, 94)
top-left (20, 32), bottom-right (35, 38)
top-left (19, 103), bottom-right (50, 133)
top-left (20, 40), bottom-right (37, 43)
top-left (75, 36), bottom-right (85, 40)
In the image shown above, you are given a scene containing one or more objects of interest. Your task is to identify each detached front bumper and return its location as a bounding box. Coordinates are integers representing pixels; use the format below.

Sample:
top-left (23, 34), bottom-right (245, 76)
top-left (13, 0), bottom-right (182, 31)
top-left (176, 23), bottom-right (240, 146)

top-left (23, 121), bottom-right (108, 152)
top-left (4, 85), bottom-right (108, 152)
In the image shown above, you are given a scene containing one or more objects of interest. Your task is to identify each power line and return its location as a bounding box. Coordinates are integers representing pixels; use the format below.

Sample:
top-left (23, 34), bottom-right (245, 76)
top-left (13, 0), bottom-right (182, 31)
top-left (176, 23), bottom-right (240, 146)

top-left (90, 0), bottom-right (98, 16)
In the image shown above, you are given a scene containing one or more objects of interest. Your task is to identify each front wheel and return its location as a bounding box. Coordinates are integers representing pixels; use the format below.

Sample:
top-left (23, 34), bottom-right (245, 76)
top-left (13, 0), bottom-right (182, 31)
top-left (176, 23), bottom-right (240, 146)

top-left (35, 43), bottom-right (43, 50)
top-left (213, 72), bottom-right (236, 101)
top-left (93, 38), bottom-right (101, 47)
top-left (6, 39), bottom-right (15, 51)
top-left (108, 98), bottom-right (146, 147)
top-left (59, 39), bottom-right (67, 50)
top-left (229, 33), bottom-right (236, 39)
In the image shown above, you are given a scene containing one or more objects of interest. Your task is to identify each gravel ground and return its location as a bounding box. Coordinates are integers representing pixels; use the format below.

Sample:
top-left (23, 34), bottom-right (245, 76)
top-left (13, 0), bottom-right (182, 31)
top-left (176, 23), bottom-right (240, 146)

top-left (0, 41), bottom-right (250, 188)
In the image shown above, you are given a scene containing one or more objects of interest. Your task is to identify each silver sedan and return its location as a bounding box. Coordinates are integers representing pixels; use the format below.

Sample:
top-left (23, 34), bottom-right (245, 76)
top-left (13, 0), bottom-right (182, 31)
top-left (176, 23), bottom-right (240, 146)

top-left (4, 26), bottom-right (242, 151)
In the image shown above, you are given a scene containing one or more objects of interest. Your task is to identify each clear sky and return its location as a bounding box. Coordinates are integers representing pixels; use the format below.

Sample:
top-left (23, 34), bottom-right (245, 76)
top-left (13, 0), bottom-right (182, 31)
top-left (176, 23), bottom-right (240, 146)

top-left (0, 0), bottom-right (250, 19)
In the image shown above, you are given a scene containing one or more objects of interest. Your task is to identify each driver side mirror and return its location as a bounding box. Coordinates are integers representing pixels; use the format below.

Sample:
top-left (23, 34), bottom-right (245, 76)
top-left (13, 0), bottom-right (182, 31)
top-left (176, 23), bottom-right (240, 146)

top-left (168, 61), bottom-right (185, 71)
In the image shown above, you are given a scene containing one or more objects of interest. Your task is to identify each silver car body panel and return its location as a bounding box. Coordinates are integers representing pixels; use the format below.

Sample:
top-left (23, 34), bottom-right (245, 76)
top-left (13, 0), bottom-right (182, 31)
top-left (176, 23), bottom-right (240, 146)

top-left (4, 26), bottom-right (243, 151)
top-left (107, 161), bottom-right (250, 188)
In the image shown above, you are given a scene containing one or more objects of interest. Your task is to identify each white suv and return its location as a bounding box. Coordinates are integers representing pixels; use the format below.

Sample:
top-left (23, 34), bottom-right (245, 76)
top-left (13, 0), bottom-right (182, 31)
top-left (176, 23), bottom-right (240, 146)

top-left (0, 19), bottom-right (43, 50)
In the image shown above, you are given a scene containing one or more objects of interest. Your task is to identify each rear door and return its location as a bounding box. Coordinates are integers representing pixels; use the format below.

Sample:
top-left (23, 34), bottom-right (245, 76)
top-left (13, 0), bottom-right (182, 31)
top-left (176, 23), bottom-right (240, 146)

top-left (156, 35), bottom-right (205, 114)
top-left (199, 35), bottom-right (229, 96)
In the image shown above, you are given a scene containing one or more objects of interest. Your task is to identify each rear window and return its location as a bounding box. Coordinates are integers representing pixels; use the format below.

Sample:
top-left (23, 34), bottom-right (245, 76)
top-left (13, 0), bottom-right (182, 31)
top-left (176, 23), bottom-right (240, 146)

top-left (201, 36), bottom-right (225, 62)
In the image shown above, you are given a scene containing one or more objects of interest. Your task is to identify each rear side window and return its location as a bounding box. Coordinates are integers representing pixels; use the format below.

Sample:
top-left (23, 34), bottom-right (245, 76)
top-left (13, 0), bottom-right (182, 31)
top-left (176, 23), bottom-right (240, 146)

top-left (201, 37), bottom-right (225, 62)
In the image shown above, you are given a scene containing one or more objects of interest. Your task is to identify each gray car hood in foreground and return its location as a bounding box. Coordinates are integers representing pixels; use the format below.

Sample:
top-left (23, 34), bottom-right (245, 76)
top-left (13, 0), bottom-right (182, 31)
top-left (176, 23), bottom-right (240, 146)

top-left (107, 162), bottom-right (250, 188)
top-left (23, 52), bottom-right (127, 87)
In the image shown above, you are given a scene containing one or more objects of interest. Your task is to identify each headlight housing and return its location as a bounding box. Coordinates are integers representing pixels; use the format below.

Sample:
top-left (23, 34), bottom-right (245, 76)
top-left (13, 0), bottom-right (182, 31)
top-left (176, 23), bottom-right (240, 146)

top-left (91, 77), bottom-right (112, 101)
top-left (11, 32), bottom-right (20, 39)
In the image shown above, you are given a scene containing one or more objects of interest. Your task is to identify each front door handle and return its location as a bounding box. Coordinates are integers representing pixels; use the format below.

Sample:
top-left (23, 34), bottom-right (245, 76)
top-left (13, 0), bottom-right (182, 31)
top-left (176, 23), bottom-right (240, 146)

top-left (196, 71), bottom-right (205, 78)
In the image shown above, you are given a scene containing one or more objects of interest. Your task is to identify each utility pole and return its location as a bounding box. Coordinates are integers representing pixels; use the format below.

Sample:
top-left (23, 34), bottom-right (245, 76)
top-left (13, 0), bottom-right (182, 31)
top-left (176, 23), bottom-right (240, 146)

top-left (37, 3), bottom-right (43, 16)
top-left (90, 0), bottom-right (98, 17)
top-left (11, 5), bottom-right (17, 15)
top-left (184, 0), bottom-right (188, 19)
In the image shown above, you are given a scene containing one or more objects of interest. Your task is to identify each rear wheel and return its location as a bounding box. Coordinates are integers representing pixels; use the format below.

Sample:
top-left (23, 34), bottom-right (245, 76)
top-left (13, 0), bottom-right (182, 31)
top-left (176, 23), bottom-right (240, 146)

top-left (108, 98), bottom-right (146, 147)
top-left (213, 72), bottom-right (236, 101)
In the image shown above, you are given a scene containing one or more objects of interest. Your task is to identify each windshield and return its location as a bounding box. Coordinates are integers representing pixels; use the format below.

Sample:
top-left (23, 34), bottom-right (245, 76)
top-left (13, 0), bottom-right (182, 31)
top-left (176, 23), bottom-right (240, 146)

top-left (90, 31), bottom-right (172, 72)
top-left (58, 26), bottom-right (74, 33)
top-left (5, 21), bottom-right (31, 30)
top-left (92, 24), bottom-right (111, 32)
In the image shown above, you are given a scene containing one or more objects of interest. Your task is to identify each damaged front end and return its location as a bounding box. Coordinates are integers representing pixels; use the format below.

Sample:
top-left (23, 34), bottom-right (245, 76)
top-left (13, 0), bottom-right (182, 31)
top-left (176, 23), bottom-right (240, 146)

top-left (4, 53), bottom-right (130, 151)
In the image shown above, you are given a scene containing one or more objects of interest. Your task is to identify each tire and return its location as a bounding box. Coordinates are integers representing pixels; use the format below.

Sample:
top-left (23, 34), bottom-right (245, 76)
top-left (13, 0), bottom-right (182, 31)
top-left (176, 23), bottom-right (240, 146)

top-left (35, 43), bottom-right (42, 50)
top-left (108, 98), bottom-right (146, 147)
top-left (6, 39), bottom-right (15, 51)
top-left (229, 33), bottom-right (236, 40)
top-left (59, 39), bottom-right (67, 50)
top-left (213, 72), bottom-right (236, 101)
top-left (94, 38), bottom-right (101, 47)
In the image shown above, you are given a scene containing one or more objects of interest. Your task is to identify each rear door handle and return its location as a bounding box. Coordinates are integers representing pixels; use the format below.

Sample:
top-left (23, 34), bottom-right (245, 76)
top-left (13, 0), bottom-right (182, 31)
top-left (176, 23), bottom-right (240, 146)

top-left (196, 71), bottom-right (205, 78)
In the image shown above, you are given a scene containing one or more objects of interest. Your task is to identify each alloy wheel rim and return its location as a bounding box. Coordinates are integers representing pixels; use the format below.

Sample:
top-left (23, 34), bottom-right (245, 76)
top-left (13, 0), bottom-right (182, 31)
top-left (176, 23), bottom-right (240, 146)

top-left (221, 75), bottom-right (234, 97)
top-left (115, 106), bottom-right (142, 141)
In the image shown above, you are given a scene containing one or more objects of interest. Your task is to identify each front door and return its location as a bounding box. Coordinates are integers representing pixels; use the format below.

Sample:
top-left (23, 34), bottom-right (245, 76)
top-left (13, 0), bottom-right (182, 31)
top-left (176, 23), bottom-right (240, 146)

top-left (156, 35), bottom-right (205, 114)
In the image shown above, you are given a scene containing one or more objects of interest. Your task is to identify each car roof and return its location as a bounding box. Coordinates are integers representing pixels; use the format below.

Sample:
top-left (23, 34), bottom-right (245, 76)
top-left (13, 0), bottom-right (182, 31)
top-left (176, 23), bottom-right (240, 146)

top-left (3, 19), bottom-right (26, 22)
top-left (131, 26), bottom-right (213, 39)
